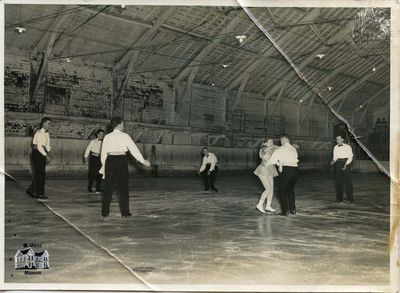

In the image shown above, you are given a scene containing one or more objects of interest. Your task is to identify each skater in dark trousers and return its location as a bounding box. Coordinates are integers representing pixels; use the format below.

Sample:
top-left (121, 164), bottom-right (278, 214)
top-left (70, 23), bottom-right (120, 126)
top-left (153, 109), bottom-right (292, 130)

top-left (330, 135), bottom-right (354, 203)
top-left (100, 117), bottom-right (151, 219)
top-left (26, 117), bottom-right (52, 202)
top-left (84, 129), bottom-right (104, 193)
top-left (268, 134), bottom-right (299, 216)
top-left (198, 147), bottom-right (219, 192)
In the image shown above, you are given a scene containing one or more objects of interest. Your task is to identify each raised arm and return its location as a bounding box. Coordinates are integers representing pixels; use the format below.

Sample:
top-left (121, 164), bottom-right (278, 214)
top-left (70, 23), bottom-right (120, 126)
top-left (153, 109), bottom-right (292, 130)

top-left (199, 156), bottom-right (207, 172)
top-left (126, 135), bottom-right (149, 166)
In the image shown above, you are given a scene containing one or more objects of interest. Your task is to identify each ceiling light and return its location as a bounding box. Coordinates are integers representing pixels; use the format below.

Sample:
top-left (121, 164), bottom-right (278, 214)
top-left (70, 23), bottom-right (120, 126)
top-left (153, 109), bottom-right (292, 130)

top-left (372, 66), bottom-right (376, 72)
top-left (327, 86), bottom-right (333, 91)
top-left (316, 53), bottom-right (325, 59)
top-left (211, 83), bottom-right (215, 86)
top-left (299, 99), bottom-right (303, 103)
top-left (15, 27), bottom-right (26, 34)
top-left (221, 64), bottom-right (228, 68)
top-left (235, 35), bottom-right (247, 43)
top-left (360, 105), bottom-right (363, 108)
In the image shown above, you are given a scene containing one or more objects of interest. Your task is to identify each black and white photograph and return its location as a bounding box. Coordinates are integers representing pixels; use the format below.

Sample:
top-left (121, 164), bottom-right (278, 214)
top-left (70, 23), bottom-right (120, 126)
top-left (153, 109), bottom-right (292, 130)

top-left (1, 0), bottom-right (399, 291)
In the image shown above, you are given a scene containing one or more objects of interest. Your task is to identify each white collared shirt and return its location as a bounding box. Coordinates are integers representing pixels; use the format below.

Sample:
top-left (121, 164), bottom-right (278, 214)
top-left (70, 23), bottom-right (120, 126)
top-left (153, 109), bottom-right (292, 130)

top-left (199, 152), bottom-right (218, 172)
top-left (268, 143), bottom-right (298, 167)
top-left (32, 128), bottom-right (51, 156)
top-left (84, 138), bottom-right (103, 158)
top-left (333, 143), bottom-right (353, 165)
top-left (100, 129), bottom-right (145, 175)
top-left (259, 146), bottom-right (277, 163)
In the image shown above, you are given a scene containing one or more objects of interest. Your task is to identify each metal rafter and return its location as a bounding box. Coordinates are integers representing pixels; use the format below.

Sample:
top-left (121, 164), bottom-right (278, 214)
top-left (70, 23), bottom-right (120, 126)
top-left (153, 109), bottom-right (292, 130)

top-left (226, 8), bottom-right (322, 92)
top-left (356, 84), bottom-right (389, 124)
top-left (113, 7), bottom-right (175, 73)
top-left (173, 10), bottom-right (243, 113)
top-left (112, 7), bottom-right (175, 113)
top-left (265, 82), bottom-right (287, 125)
top-left (173, 10), bottom-right (242, 84)
top-left (263, 19), bottom-right (357, 102)
top-left (329, 62), bottom-right (386, 112)
top-left (175, 66), bottom-right (198, 113)
top-left (29, 8), bottom-right (71, 111)
top-left (30, 6), bottom-right (75, 58)
top-left (231, 73), bottom-right (249, 112)
top-left (297, 56), bottom-right (360, 127)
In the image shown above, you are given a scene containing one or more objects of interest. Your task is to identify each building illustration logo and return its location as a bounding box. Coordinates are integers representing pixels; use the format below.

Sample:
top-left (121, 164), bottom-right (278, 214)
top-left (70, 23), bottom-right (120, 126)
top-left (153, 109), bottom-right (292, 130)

top-left (14, 247), bottom-right (50, 270)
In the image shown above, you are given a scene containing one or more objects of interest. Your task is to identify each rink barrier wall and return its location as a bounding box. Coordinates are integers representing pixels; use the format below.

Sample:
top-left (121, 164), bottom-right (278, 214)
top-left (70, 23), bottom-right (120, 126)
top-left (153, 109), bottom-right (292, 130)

top-left (4, 137), bottom-right (384, 178)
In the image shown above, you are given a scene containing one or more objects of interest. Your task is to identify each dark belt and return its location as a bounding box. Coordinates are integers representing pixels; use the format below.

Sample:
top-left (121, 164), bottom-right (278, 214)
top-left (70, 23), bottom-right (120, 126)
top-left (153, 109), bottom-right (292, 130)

top-left (33, 145), bottom-right (48, 154)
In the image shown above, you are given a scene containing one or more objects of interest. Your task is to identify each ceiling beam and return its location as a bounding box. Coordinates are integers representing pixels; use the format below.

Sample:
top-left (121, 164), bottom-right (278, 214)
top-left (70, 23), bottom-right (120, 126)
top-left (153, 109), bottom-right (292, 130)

top-left (209, 135), bottom-right (225, 146)
top-left (156, 41), bottom-right (194, 71)
top-left (225, 8), bottom-right (322, 91)
top-left (112, 7), bottom-right (175, 73)
top-left (112, 8), bottom-right (175, 113)
top-left (310, 24), bottom-right (328, 45)
top-left (81, 7), bottom-right (347, 70)
top-left (175, 66), bottom-right (198, 113)
top-left (113, 50), bottom-right (140, 114)
top-left (370, 96), bottom-right (389, 110)
top-left (173, 10), bottom-right (242, 84)
top-left (173, 11), bottom-right (243, 114)
top-left (329, 63), bottom-right (386, 111)
top-left (231, 73), bottom-right (249, 112)
top-left (368, 90), bottom-right (390, 111)
top-left (265, 82), bottom-right (287, 125)
top-left (263, 19), bottom-right (357, 101)
top-left (135, 131), bottom-right (143, 141)
top-left (297, 56), bottom-right (360, 127)
top-left (29, 8), bottom-right (71, 111)
top-left (356, 84), bottom-right (389, 124)
top-left (30, 6), bottom-right (73, 58)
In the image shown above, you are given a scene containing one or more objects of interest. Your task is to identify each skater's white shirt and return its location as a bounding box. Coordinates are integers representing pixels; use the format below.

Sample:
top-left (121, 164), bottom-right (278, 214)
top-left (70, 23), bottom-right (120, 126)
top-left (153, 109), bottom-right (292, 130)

top-left (33, 128), bottom-right (51, 156)
top-left (333, 143), bottom-right (353, 165)
top-left (84, 138), bottom-right (103, 158)
top-left (100, 129), bottom-right (145, 176)
top-left (199, 153), bottom-right (217, 172)
top-left (268, 142), bottom-right (298, 167)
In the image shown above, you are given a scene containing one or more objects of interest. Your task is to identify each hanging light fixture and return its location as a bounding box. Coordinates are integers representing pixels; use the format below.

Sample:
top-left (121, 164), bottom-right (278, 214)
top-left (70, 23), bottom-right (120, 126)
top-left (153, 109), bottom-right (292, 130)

top-left (64, 34), bottom-right (72, 63)
top-left (15, 26), bottom-right (26, 34)
top-left (235, 35), bottom-right (247, 43)
top-left (15, 6), bottom-right (26, 35)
